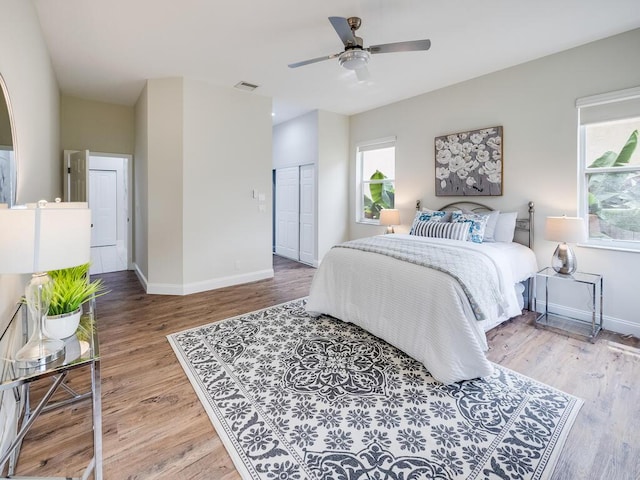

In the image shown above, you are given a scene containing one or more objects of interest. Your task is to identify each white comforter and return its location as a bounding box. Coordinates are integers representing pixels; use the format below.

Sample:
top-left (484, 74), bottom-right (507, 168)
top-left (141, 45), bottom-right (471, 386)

top-left (306, 234), bottom-right (536, 384)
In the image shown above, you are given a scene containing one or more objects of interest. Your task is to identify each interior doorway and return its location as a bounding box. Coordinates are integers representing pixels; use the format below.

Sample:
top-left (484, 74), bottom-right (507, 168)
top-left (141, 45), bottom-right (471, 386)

top-left (64, 150), bottom-right (133, 275)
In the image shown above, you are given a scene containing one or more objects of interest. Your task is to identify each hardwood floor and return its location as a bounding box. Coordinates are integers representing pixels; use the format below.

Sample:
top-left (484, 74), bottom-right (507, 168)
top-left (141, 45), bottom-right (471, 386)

top-left (14, 256), bottom-right (640, 479)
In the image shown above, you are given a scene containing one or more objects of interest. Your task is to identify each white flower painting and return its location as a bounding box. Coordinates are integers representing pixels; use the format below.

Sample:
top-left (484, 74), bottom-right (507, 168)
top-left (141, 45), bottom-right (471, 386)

top-left (435, 126), bottom-right (503, 196)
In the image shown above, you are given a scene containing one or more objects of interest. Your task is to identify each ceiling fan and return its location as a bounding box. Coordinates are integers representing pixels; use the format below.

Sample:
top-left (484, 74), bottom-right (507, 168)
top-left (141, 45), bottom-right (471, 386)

top-left (288, 16), bottom-right (431, 81)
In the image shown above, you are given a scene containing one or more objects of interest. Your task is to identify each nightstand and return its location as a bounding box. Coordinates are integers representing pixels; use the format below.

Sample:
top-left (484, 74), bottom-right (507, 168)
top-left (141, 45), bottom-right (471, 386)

top-left (0, 300), bottom-right (102, 479)
top-left (534, 267), bottom-right (603, 342)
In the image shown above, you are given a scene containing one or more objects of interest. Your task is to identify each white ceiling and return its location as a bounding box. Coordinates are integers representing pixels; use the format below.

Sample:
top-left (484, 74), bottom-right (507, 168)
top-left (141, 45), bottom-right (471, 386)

top-left (33, 0), bottom-right (640, 125)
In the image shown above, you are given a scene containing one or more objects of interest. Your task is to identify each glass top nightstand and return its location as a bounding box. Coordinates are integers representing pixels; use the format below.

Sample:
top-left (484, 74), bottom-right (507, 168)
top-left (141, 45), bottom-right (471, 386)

top-left (534, 267), bottom-right (603, 342)
top-left (0, 299), bottom-right (102, 479)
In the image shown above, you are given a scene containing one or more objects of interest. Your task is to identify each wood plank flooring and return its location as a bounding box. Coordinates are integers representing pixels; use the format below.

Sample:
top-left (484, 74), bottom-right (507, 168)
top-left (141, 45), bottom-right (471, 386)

top-left (12, 255), bottom-right (640, 479)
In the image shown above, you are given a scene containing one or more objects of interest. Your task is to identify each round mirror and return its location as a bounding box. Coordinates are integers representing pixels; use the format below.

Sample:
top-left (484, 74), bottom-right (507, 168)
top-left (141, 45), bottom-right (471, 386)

top-left (0, 74), bottom-right (17, 206)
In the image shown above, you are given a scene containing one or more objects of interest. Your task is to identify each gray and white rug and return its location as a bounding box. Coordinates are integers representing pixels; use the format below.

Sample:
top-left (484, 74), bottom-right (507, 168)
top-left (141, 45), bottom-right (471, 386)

top-left (167, 298), bottom-right (582, 480)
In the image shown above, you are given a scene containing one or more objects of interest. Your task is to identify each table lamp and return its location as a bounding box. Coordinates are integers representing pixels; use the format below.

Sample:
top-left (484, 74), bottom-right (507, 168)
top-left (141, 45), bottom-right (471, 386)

top-left (379, 209), bottom-right (400, 234)
top-left (544, 215), bottom-right (586, 275)
top-left (0, 200), bottom-right (91, 368)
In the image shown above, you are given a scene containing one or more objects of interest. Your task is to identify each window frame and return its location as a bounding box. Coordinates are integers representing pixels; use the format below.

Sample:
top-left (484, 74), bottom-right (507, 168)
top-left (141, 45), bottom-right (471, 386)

top-left (355, 137), bottom-right (396, 225)
top-left (577, 86), bottom-right (640, 252)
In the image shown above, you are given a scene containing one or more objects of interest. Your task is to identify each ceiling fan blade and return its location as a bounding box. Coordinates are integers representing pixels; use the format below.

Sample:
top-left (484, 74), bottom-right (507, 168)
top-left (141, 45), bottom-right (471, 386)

top-left (288, 53), bottom-right (341, 69)
top-left (355, 66), bottom-right (370, 82)
top-left (368, 39), bottom-right (431, 54)
top-left (329, 16), bottom-right (357, 46)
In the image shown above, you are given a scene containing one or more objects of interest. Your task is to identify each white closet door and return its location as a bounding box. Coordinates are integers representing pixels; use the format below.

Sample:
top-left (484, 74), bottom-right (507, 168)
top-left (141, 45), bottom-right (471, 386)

top-left (275, 167), bottom-right (300, 260)
top-left (299, 164), bottom-right (315, 265)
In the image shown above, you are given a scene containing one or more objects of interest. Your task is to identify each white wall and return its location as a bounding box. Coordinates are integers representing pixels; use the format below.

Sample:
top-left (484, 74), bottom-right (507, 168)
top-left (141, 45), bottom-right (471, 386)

top-left (273, 111), bottom-right (318, 170)
top-left (350, 28), bottom-right (640, 335)
top-left (0, 0), bottom-right (60, 323)
top-left (182, 78), bottom-right (273, 292)
top-left (134, 77), bottom-right (273, 294)
top-left (60, 95), bottom-right (135, 154)
top-left (134, 84), bottom-right (149, 281)
top-left (317, 110), bottom-right (349, 260)
top-left (145, 78), bottom-right (184, 290)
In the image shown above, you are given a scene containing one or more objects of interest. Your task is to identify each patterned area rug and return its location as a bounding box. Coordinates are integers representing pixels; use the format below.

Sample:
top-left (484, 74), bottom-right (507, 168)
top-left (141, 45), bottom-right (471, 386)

top-left (167, 298), bottom-right (582, 480)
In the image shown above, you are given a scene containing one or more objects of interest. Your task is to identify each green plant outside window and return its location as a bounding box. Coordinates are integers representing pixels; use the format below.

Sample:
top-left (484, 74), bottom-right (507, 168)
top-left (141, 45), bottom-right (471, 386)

top-left (363, 170), bottom-right (395, 219)
top-left (586, 128), bottom-right (640, 242)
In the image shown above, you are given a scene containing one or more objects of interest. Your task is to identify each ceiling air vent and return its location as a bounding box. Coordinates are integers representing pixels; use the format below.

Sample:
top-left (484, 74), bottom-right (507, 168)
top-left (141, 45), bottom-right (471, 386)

top-left (234, 81), bottom-right (259, 92)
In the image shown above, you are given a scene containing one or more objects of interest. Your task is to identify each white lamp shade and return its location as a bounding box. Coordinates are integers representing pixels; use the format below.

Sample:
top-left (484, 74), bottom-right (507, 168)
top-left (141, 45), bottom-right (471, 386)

top-left (379, 209), bottom-right (400, 226)
top-left (0, 202), bottom-right (91, 273)
top-left (544, 216), bottom-right (586, 244)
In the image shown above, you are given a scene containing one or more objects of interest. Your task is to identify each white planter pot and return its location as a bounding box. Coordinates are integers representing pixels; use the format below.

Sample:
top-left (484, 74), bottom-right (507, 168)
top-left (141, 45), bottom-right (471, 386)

top-left (45, 307), bottom-right (82, 339)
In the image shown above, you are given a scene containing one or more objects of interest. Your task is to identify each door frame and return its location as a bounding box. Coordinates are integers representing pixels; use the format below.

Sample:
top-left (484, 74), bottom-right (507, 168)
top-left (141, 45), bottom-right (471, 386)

top-left (63, 150), bottom-right (134, 270)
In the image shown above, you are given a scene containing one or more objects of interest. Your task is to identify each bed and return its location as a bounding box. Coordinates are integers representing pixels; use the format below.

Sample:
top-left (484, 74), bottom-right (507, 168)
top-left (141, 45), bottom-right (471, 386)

top-left (305, 201), bottom-right (538, 385)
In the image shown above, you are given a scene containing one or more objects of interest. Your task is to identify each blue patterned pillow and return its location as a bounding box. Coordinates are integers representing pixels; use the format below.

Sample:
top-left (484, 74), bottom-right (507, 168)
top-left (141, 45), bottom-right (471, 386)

top-left (409, 210), bottom-right (447, 234)
top-left (451, 211), bottom-right (489, 243)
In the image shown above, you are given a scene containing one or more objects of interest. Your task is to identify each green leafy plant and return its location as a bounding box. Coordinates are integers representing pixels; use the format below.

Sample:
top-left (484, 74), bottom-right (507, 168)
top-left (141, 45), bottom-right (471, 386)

top-left (588, 130), bottom-right (640, 234)
top-left (47, 263), bottom-right (109, 316)
top-left (364, 170), bottom-right (395, 219)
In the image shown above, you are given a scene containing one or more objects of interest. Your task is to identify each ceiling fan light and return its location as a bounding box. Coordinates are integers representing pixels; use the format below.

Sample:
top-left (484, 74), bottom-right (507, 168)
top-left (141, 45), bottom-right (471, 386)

top-left (338, 49), bottom-right (370, 70)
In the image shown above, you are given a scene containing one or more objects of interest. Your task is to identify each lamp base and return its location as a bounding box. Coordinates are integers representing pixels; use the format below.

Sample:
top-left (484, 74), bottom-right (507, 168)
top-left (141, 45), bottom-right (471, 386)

top-left (551, 242), bottom-right (577, 275)
top-left (16, 272), bottom-right (66, 369)
top-left (385, 226), bottom-right (395, 234)
top-left (15, 337), bottom-right (65, 369)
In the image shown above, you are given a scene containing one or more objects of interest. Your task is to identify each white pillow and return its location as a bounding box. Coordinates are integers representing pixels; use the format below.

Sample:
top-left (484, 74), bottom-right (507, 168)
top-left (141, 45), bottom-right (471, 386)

top-left (493, 212), bottom-right (518, 242)
top-left (482, 210), bottom-right (501, 242)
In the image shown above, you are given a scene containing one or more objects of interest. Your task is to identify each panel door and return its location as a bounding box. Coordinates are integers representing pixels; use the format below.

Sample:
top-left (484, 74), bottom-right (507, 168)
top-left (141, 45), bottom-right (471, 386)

top-left (275, 167), bottom-right (300, 260)
top-left (299, 164), bottom-right (315, 265)
top-left (89, 169), bottom-right (117, 248)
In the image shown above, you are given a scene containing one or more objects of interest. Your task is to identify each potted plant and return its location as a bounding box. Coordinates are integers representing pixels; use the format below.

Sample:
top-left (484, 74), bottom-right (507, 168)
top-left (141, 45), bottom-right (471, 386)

top-left (45, 263), bottom-right (108, 339)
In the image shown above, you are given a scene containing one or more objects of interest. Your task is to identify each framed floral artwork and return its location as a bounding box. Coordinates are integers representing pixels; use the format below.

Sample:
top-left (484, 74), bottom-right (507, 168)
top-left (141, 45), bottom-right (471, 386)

top-left (435, 126), bottom-right (503, 196)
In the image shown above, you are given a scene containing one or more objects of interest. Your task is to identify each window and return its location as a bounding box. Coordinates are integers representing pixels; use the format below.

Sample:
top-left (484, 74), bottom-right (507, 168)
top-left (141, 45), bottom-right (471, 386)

top-left (578, 87), bottom-right (640, 251)
top-left (356, 138), bottom-right (396, 223)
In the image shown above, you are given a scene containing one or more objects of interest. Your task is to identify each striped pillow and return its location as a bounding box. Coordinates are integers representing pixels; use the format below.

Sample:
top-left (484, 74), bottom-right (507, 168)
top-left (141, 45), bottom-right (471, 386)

top-left (410, 220), bottom-right (470, 241)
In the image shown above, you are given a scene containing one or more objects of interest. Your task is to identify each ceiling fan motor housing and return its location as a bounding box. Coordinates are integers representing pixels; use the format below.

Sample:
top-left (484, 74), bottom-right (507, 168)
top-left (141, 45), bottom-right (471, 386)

top-left (339, 49), bottom-right (370, 70)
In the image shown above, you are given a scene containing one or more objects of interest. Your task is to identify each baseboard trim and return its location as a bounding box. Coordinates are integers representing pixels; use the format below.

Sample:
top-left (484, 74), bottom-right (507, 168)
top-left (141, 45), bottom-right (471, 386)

top-left (145, 269), bottom-right (275, 296)
top-left (132, 263), bottom-right (148, 292)
top-left (537, 302), bottom-right (640, 338)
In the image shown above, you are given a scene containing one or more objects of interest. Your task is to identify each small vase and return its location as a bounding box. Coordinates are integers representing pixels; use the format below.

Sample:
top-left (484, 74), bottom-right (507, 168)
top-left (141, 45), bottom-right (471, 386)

top-left (45, 307), bottom-right (82, 339)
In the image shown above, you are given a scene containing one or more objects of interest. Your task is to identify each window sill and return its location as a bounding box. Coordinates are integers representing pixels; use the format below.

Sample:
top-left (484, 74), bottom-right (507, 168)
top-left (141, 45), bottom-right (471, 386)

top-left (357, 219), bottom-right (381, 226)
top-left (578, 241), bottom-right (640, 254)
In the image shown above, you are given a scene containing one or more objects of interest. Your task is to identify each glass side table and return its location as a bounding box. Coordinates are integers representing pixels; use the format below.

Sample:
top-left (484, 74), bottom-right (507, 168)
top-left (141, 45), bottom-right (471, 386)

top-left (0, 299), bottom-right (102, 479)
top-left (534, 267), bottom-right (603, 343)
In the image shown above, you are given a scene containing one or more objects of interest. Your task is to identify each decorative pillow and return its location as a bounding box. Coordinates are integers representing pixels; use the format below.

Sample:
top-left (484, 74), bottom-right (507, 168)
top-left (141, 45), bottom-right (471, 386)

top-left (451, 211), bottom-right (489, 243)
top-left (493, 212), bottom-right (518, 242)
top-left (409, 209), bottom-right (447, 234)
top-left (410, 220), bottom-right (470, 241)
top-left (479, 210), bottom-right (501, 242)
top-left (424, 208), bottom-right (452, 222)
